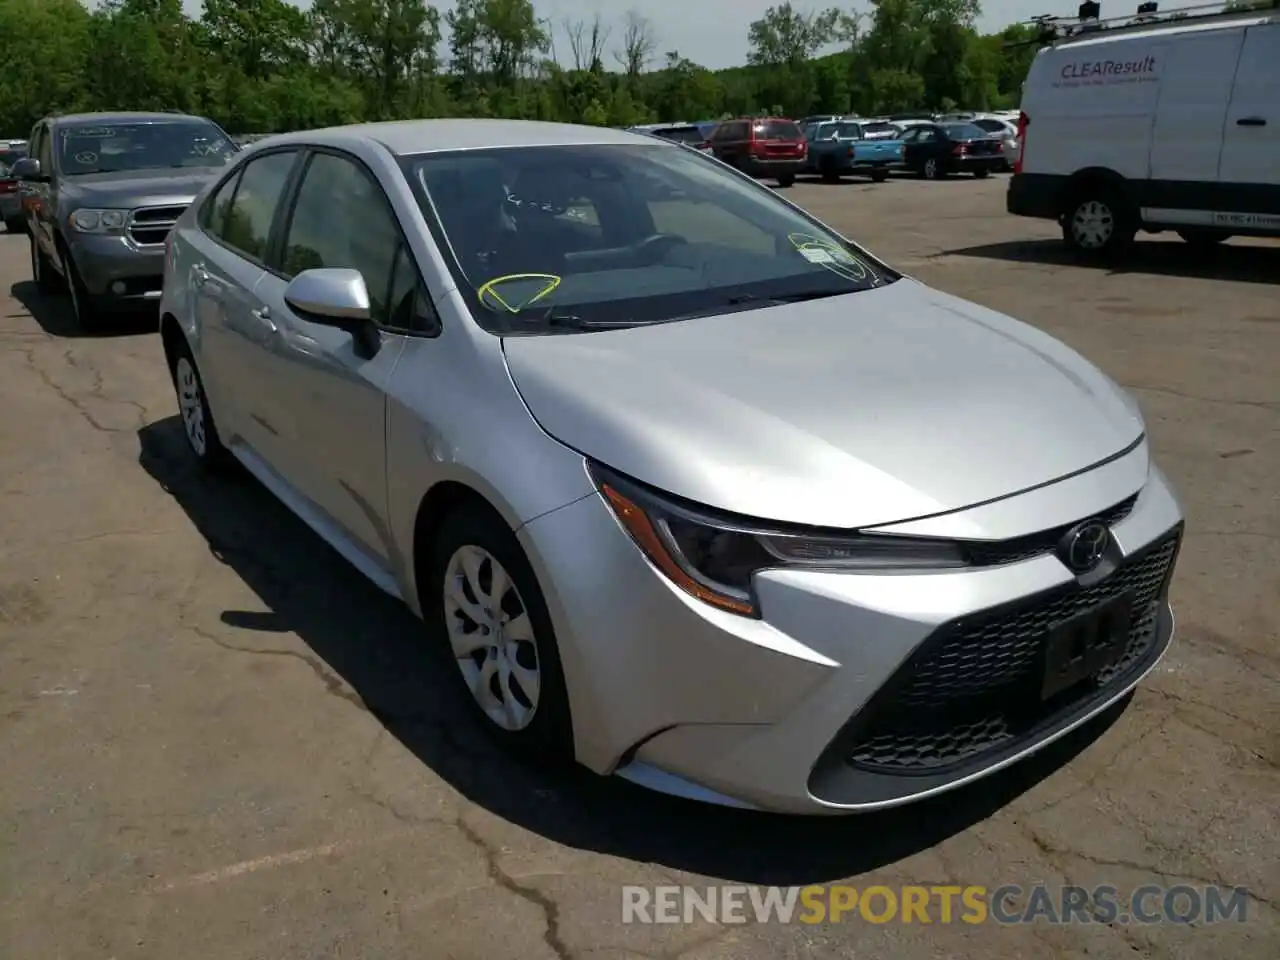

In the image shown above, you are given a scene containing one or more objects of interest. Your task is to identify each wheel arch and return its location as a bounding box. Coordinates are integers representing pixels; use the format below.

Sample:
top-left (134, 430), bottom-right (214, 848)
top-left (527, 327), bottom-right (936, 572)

top-left (1060, 167), bottom-right (1134, 216)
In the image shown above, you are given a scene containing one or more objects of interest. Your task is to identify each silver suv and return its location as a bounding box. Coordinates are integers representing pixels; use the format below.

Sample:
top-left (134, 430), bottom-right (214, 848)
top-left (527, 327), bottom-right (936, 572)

top-left (12, 111), bottom-right (237, 329)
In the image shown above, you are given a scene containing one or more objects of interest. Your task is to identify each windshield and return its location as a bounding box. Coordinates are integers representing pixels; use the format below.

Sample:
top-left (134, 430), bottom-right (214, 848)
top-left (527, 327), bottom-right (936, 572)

top-left (58, 121), bottom-right (235, 175)
top-left (0, 148), bottom-right (25, 174)
top-left (403, 142), bottom-right (898, 333)
top-left (942, 123), bottom-right (988, 140)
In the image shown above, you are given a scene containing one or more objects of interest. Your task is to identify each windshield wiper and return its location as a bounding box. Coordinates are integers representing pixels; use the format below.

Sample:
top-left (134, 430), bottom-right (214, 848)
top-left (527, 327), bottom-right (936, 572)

top-left (535, 306), bottom-right (640, 330)
top-left (726, 289), bottom-right (858, 306)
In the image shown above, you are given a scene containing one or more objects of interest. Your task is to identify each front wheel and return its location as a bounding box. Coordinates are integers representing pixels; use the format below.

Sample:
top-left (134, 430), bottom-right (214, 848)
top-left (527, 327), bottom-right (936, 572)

top-left (30, 234), bottom-right (60, 294)
top-left (61, 246), bottom-right (101, 331)
top-left (1062, 187), bottom-right (1137, 259)
top-left (431, 506), bottom-right (575, 766)
top-left (776, 173), bottom-right (795, 188)
top-left (870, 168), bottom-right (890, 183)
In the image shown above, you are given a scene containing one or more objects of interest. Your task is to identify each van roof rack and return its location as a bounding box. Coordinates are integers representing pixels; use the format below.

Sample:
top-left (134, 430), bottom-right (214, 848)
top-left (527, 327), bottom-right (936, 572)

top-left (1009, 0), bottom-right (1277, 47)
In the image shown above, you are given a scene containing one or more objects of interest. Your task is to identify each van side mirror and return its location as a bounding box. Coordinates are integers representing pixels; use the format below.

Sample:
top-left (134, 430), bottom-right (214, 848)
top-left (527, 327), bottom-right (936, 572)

top-left (11, 157), bottom-right (44, 182)
top-left (283, 267), bottom-right (381, 359)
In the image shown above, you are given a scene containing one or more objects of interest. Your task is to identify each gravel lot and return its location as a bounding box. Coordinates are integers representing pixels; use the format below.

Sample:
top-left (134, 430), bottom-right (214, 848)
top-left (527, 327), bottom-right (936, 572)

top-left (1, 175), bottom-right (1276, 959)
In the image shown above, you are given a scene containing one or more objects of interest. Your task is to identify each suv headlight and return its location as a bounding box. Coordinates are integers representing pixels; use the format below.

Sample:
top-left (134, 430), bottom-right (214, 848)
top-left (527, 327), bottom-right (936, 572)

top-left (590, 463), bottom-right (967, 618)
top-left (69, 208), bottom-right (128, 233)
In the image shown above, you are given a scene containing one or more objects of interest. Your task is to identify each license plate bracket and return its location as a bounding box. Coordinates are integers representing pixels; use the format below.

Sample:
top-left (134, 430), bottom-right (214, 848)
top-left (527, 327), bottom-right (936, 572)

top-left (1041, 593), bottom-right (1133, 700)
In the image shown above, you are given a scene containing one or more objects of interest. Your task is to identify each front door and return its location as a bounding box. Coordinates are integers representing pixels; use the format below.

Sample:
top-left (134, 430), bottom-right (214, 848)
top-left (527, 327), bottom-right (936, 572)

top-left (250, 150), bottom-right (416, 567)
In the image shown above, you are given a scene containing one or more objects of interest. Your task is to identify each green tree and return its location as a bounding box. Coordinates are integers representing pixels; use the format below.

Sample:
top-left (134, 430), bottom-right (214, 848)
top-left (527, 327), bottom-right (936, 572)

top-left (0, 0), bottom-right (91, 134)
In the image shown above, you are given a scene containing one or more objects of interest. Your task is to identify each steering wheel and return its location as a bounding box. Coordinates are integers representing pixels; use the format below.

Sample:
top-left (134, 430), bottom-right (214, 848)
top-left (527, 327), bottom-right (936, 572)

top-left (635, 233), bottom-right (688, 264)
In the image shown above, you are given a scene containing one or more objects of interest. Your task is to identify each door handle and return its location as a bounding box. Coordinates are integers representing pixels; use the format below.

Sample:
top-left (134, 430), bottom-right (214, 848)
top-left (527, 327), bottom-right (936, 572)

top-left (1236, 117), bottom-right (1266, 127)
top-left (251, 304), bottom-right (278, 333)
top-left (191, 263), bottom-right (209, 285)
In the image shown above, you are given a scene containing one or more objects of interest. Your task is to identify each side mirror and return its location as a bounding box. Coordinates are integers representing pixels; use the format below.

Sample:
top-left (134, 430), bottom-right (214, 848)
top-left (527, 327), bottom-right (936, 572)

top-left (283, 268), bottom-right (381, 358)
top-left (11, 157), bottom-right (44, 182)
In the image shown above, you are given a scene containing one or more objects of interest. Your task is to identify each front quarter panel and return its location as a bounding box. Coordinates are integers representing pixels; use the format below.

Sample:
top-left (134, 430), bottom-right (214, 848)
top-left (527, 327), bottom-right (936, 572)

top-left (384, 289), bottom-right (596, 615)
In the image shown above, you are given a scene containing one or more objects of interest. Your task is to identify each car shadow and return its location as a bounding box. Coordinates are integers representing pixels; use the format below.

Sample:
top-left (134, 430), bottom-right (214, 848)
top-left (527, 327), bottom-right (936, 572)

top-left (942, 237), bottom-right (1280, 285)
top-left (136, 414), bottom-right (1128, 885)
top-left (9, 280), bottom-right (157, 338)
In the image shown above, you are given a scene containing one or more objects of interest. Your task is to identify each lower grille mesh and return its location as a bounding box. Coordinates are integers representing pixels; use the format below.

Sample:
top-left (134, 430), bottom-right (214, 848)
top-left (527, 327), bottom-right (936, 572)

top-left (843, 531), bottom-right (1180, 772)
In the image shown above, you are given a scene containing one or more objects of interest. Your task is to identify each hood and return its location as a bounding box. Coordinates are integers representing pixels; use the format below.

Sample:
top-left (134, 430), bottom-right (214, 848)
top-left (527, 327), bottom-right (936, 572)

top-left (502, 280), bottom-right (1145, 530)
top-left (60, 168), bottom-right (224, 207)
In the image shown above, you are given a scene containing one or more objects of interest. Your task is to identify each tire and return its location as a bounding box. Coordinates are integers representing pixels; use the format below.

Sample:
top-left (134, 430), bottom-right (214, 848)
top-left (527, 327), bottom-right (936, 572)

top-left (1177, 228), bottom-right (1231, 247)
top-left (776, 173), bottom-right (795, 188)
top-left (168, 337), bottom-right (234, 473)
top-left (870, 168), bottom-right (889, 183)
top-left (819, 158), bottom-right (840, 183)
top-left (1061, 184), bottom-right (1137, 259)
top-left (923, 157), bottom-right (944, 180)
top-left (56, 240), bottom-right (102, 331)
top-left (974, 168), bottom-right (991, 179)
top-left (30, 234), bottom-right (60, 294)
top-left (5, 217), bottom-right (25, 234)
top-left (431, 505), bottom-right (575, 766)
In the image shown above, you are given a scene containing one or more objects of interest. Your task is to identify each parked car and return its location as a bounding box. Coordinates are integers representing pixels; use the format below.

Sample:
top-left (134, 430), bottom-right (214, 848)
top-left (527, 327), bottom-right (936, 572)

top-left (804, 120), bottom-right (904, 182)
top-left (959, 114), bottom-right (1020, 171)
top-left (1009, 3), bottom-right (1278, 256)
top-left (900, 121), bottom-right (1005, 179)
top-left (11, 111), bottom-right (238, 328)
top-left (159, 118), bottom-right (1184, 815)
top-left (1, 140), bottom-right (29, 233)
top-left (707, 117), bottom-right (808, 186)
top-left (629, 122), bottom-right (712, 152)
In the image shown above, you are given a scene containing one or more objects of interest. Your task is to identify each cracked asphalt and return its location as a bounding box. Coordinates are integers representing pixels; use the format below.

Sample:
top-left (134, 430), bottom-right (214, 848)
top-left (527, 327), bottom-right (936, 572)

top-left (1, 176), bottom-right (1276, 959)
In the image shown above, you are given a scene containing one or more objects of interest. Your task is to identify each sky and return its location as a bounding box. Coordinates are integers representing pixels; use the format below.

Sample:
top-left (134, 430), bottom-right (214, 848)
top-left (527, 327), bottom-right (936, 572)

top-left (89, 1), bottom-right (1051, 71)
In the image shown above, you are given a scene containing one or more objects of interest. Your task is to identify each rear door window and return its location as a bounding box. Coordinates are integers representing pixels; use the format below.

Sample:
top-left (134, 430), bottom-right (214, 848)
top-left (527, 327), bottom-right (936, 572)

top-left (216, 150), bottom-right (298, 262)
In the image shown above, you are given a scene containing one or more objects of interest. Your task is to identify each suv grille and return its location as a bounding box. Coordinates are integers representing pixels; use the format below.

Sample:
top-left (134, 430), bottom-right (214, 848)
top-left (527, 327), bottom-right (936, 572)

top-left (128, 205), bottom-right (187, 246)
top-left (836, 528), bottom-right (1181, 773)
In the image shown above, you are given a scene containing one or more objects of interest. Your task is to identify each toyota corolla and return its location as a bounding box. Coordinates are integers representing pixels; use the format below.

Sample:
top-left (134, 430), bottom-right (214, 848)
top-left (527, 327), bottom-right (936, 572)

top-left (158, 119), bottom-right (1183, 814)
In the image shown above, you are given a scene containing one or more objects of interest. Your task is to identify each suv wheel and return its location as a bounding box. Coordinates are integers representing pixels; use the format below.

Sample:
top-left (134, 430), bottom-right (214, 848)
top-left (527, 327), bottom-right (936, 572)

top-left (30, 235), bottom-right (60, 294)
top-left (58, 241), bottom-right (101, 330)
top-left (1062, 185), bottom-right (1137, 259)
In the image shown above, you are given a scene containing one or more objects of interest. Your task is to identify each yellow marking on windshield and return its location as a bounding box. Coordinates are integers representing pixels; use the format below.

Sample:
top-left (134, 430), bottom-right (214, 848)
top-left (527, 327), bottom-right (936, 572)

top-left (476, 273), bottom-right (563, 313)
top-left (786, 232), bottom-right (874, 283)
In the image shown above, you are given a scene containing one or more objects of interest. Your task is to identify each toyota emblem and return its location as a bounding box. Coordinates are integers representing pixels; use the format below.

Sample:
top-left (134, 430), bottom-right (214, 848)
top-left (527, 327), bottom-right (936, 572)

top-left (1060, 521), bottom-right (1111, 573)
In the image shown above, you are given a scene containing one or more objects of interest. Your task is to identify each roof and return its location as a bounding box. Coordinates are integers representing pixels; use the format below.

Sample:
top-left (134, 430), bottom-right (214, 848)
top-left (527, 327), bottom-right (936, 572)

top-left (255, 118), bottom-right (655, 156)
top-left (47, 111), bottom-right (207, 127)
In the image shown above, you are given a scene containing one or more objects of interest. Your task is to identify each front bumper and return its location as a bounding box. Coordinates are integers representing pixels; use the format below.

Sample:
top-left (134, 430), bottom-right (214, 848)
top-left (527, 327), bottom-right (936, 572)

top-left (742, 158), bottom-right (807, 179)
top-left (64, 233), bottom-right (166, 303)
top-left (519, 457), bottom-right (1183, 815)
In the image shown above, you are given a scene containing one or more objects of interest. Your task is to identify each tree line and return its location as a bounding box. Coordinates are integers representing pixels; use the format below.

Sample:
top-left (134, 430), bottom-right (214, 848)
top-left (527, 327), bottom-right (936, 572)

top-left (0, 0), bottom-right (1047, 138)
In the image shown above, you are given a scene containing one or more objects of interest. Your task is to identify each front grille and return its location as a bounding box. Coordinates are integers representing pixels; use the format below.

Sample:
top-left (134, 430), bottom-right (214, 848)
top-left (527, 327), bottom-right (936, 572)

top-left (128, 204), bottom-right (186, 246)
top-left (840, 528), bottom-right (1180, 773)
top-left (962, 493), bottom-right (1138, 567)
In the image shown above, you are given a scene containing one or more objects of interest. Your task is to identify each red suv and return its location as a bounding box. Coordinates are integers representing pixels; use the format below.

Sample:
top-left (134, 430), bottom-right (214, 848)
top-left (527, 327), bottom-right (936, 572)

top-left (707, 118), bottom-right (808, 187)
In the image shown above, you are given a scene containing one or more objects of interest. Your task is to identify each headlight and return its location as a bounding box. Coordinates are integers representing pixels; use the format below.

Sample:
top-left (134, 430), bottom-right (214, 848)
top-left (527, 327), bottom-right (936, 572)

top-left (591, 463), bottom-right (967, 618)
top-left (70, 208), bottom-right (128, 233)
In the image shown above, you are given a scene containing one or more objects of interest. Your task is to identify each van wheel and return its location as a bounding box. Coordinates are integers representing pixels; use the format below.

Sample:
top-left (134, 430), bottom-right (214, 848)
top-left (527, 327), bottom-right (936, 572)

top-left (1062, 186), bottom-right (1136, 258)
top-left (1176, 229), bottom-right (1231, 247)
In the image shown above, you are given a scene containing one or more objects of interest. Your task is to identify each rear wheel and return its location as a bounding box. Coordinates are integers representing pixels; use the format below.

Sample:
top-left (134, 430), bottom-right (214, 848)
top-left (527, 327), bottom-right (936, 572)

top-left (776, 173), bottom-right (795, 188)
top-left (870, 168), bottom-right (890, 183)
top-left (974, 168), bottom-right (991, 179)
top-left (1177, 228), bottom-right (1231, 247)
top-left (819, 157), bottom-right (840, 183)
top-left (922, 157), bottom-right (944, 180)
top-left (1061, 184), bottom-right (1137, 259)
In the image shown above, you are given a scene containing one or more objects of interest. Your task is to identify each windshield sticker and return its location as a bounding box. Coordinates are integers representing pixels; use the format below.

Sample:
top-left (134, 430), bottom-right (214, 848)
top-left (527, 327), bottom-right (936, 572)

top-left (787, 232), bottom-right (875, 284)
top-left (476, 273), bottom-right (562, 313)
top-left (73, 151), bottom-right (98, 165)
top-left (191, 140), bottom-right (227, 157)
top-left (63, 127), bottom-right (114, 139)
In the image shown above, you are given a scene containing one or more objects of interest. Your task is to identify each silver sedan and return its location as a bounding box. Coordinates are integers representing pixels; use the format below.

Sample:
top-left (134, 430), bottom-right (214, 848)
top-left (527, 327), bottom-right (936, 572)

top-left (158, 119), bottom-right (1184, 814)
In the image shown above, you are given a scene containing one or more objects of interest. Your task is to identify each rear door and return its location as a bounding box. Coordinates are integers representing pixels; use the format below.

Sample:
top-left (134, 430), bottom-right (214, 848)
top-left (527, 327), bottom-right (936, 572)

top-left (1149, 28), bottom-right (1245, 183)
top-left (189, 148), bottom-right (302, 460)
top-left (1218, 23), bottom-right (1280, 211)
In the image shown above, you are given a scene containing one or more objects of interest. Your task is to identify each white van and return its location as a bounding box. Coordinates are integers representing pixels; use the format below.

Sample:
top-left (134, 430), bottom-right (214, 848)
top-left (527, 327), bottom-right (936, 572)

top-left (1007, 1), bottom-right (1279, 256)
